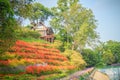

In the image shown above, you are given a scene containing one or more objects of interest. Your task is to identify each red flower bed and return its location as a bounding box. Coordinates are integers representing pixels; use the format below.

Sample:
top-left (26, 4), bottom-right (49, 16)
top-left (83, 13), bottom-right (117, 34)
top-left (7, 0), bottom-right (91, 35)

top-left (25, 65), bottom-right (75, 74)
top-left (10, 41), bottom-right (68, 61)
top-left (0, 60), bottom-right (9, 66)
top-left (0, 40), bottom-right (76, 75)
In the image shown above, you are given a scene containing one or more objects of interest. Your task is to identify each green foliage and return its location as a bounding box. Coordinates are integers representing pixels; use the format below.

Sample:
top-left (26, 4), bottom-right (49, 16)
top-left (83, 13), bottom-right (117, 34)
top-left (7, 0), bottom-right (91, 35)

top-left (50, 0), bottom-right (98, 51)
top-left (28, 2), bottom-right (52, 23)
top-left (55, 30), bottom-right (72, 51)
top-left (20, 37), bottom-right (46, 43)
top-left (82, 48), bottom-right (115, 67)
top-left (17, 27), bottom-right (41, 39)
top-left (63, 49), bottom-right (86, 69)
top-left (0, 0), bottom-right (36, 53)
top-left (50, 40), bottom-right (63, 49)
top-left (82, 40), bottom-right (120, 67)
top-left (25, 25), bottom-right (32, 29)
top-left (79, 73), bottom-right (90, 80)
top-left (104, 40), bottom-right (120, 63)
top-left (82, 49), bottom-right (100, 67)
top-left (0, 0), bottom-right (17, 54)
top-left (102, 50), bottom-right (115, 65)
top-left (3, 74), bottom-right (36, 80)
top-left (95, 40), bottom-right (120, 65)
top-left (10, 0), bottom-right (34, 19)
top-left (0, 52), bottom-right (18, 60)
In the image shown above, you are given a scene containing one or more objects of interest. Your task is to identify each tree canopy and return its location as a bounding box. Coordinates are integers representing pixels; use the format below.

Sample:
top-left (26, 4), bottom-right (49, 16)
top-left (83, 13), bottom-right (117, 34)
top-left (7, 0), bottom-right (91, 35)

top-left (102, 40), bottom-right (120, 63)
top-left (28, 2), bottom-right (52, 23)
top-left (0, 0), bottom-right (16, 53)
top-left (0, 0), bottom-right (34, 53)
top-left (9, 0), bottom-right (34, 24)
top-left (82, 40), bottom-right (120, 67)
top-left (50, 0), bottom-right (98, 51)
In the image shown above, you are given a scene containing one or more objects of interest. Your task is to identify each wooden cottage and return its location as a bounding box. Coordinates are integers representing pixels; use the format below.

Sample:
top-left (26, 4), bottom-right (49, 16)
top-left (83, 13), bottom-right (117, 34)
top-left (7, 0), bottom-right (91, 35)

top-left (31, 22), bottom-right (54, 43)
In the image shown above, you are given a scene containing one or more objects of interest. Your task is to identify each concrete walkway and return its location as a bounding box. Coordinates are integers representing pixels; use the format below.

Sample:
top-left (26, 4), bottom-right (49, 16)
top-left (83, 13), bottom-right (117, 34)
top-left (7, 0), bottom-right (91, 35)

top-left (60, 67), bottom-right (94, 80)
top-left (89, 70), bottom-right (110, 80)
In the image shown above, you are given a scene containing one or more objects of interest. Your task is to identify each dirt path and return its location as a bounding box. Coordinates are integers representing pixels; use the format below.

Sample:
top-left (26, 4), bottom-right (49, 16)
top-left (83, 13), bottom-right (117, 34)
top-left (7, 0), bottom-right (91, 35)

top-left (60, 67), bottom-right (94, 80)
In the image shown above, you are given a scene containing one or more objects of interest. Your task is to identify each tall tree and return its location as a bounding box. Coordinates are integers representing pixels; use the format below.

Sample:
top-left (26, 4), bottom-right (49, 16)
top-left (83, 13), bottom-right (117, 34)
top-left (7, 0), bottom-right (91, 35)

top-left (104, 40), bottom-right (120, 63)
top-left (28, 2), bottom-right (52, 26)
top-left (0, 0), bottom-right (16, 53)
top-left (50, 0), bottom-right (98, 51)
top-left (9, 0), bottom-right (34, 24)
top-left (0, 0), bottom-right (34, 54)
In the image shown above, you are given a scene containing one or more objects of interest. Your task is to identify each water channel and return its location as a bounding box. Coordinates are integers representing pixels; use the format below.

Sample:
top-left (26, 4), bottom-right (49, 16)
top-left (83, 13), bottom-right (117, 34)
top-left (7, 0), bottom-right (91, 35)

top-left (98, 67), bottom-right (120, 80)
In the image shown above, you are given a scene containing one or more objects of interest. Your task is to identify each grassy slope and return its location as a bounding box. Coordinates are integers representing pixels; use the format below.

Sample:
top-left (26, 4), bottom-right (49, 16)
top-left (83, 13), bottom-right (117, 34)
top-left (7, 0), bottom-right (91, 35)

top-left (0, 39), bottom-right (76, 80)
top-left (19, 37), bottom-right (47, 43)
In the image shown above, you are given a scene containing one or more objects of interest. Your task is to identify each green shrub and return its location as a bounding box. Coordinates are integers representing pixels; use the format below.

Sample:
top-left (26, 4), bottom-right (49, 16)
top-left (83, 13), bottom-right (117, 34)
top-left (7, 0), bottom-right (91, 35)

top-left (17, 28), bottom-right (41, 39)
top-left (0, 52), bottom-right (18, 60)
top-left (63, 49), bottom-right (86, 70)
top-left (19, 37), bottom-right (46, 43)
top-left (0, 66), bottom-right (24, 74)
top-left (3, 74), bottom-right (36, 80)
top-left (82, 49), bottom-right (101, 67)
top-left (102, 50), bottom-right (115, 65)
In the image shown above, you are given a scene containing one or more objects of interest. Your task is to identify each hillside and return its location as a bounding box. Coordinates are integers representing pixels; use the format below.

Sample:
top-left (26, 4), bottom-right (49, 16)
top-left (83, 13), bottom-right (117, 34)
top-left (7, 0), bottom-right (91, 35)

top-left (0, 40), bottom-right (75, 79)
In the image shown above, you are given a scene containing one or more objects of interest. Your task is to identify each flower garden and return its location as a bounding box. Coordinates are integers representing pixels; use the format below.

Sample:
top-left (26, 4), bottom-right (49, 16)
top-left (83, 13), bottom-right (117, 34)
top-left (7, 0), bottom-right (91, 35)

top-left (0, 40), bottom-right (76, 79)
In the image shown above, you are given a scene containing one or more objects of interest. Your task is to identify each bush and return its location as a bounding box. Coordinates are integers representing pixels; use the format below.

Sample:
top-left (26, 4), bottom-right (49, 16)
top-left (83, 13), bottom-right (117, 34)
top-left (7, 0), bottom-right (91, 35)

top-left (0, 52), bottom-right (18, 60)
top-left (82, 48), bottom-right (115, 67)
top-left (105, 40), bottom-right (120, 63)
top-left (17, 27), bottom-right (41, 39)
top-left (3, 74), bottom-right (36, 80)
top-left (82, 49), bottom-right (100, 67)
top-left (63, 49), bottom-right (86, 70)
top-left (102, 50), bottom-right (115, 65)
top-left (50, 40), bottom-right (63, 49)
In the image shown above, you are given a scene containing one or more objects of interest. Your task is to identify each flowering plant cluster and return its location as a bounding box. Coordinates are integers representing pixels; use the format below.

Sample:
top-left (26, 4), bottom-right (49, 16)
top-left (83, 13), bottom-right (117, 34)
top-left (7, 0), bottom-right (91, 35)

top-left (12, 40), bottom-right (68, 61)
top-left (0, 60), bottom-right (9, 66)
top-left (0, 40), bottom-right (76, 75)
top-left (25, 65), bottom-right (75, 75)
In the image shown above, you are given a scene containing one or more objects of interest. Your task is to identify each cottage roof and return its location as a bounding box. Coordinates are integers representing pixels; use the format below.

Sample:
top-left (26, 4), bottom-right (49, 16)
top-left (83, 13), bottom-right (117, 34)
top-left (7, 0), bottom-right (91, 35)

top-left (36, 25), bottom-right (47, 31)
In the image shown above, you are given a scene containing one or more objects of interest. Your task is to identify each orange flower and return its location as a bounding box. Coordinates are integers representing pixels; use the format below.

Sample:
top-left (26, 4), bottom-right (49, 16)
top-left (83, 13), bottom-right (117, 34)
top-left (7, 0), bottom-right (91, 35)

top-left (0, 60), bottom-right (9, 66)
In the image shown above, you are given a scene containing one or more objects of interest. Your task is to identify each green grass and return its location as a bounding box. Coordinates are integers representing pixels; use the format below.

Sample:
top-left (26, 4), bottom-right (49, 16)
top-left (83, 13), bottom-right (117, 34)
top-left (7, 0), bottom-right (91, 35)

top-left (45, 73), bottom-right (67, 80)
top-left (3, 74), bottom-right (37, 80)
top-left (97, 65), bottom-right (120, 69)
top-left (19, 37), bottom-right (48, 43)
